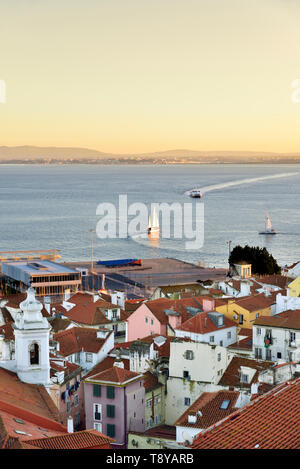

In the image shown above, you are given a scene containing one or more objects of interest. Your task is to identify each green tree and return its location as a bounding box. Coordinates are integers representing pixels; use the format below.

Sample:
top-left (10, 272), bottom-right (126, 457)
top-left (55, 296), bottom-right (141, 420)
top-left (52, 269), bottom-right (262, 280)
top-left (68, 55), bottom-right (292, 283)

top-left (229, 245), bottom-right (281, 276)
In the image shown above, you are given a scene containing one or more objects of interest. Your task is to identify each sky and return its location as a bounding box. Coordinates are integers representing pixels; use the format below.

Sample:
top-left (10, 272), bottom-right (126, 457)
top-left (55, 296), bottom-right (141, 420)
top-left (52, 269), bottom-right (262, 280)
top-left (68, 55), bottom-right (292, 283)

top-left (0, 0), bottom-right (300, 154)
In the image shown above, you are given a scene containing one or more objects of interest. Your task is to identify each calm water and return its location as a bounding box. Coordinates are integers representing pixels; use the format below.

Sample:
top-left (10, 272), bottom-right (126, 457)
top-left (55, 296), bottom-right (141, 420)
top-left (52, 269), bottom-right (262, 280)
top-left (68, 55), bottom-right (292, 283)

top-left (0, 164), bottom-right (299, 268)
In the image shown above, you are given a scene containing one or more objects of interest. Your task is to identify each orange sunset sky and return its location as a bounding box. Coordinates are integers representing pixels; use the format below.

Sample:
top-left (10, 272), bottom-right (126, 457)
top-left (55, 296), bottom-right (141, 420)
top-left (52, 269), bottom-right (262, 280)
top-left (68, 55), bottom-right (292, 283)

top-left (0, 0), bottom-right (300, 154)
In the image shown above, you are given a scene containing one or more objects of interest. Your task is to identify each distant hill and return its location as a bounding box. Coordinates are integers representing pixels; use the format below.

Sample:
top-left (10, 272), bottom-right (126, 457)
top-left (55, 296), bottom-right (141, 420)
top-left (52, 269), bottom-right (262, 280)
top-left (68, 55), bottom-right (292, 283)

top-left (0, 145), bottom-right (300, 163)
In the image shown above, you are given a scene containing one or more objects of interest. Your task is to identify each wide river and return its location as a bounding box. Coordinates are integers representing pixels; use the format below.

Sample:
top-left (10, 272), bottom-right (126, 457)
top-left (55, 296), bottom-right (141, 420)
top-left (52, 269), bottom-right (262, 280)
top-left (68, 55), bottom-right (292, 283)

top-left (0, 164), bottom-right (299, 268)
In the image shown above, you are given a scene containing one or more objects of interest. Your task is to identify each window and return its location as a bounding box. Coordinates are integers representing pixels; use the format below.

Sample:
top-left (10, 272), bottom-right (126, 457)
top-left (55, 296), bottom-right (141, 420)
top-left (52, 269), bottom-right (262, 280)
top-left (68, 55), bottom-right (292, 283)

top-left (147, 419), bottom-right (153, 429)
top-left (255, 348), bottom-right (262, 359)
top-left (184, 397), bottom-right (191, 406)
top-left (256, 328), bottom-right (262, 336)
top-left (239, 314), bottom-right (244, 325)
top-left (93, 384), bottom-right (101, 397)
top-left (256, 313), bottom-right (259, 319)
top-left (66, 401), bottom-right (70, 413)
top-left (277, 352), bottom-right (282, 359)
top-left (209, 336), bottom-right (215, 343)
top-left (107, 424), bottom-right (115, 438)
top-left (94, 422), bottom-right (102, 432)
top-left (185, 350), bottom-right (194, 360)
top-left (29, 343), bottom-right (39, 365)
top-left (145, 317), bottom-right (148, 323)
top-left (217, 353), bottom-right (221, 362)
top-left (146, 399), bottom-right (152, 408)
top-left (219, 341), bottom-right (223, 347)
top-left (266, 349), bottom-right (272, 360)
top-left (227, 331), bottom-right (231, 339)
top-left (220, 400), bottom-right (230, 410)
top-left (151, 319), bottom-right (154, 325)
top-left (106, 405), bottom-right (115, 418)
top-left (106, 386), bottom-right (115, 399)
top-left (93, 403), bottom-right (102, 421)
top-left (86, 353), bottom-right (93, 363)
top-left (74, 394), bottom-right (79, 406)
top-left (183, 370), bottom-right (190, 379)
top-left (241, 373), bottom-right (248, 383)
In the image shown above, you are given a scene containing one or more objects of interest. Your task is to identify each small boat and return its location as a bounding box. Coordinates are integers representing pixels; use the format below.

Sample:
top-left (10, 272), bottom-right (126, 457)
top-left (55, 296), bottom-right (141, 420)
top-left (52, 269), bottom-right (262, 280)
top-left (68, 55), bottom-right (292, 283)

top-left (148, 207), bottom-right (160, 235)
top-left (189, 189), bottom-right (203, 198)
top-left (259, 211), bottom-right (277, 235)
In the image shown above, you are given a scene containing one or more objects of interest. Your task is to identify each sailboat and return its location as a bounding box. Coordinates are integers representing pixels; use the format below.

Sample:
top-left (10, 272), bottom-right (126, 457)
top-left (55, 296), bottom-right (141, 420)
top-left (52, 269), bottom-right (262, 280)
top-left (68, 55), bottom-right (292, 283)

top-left (148, 207), bottom-right (160, 235)
top-left (259, 210), bottom-right (277, 235)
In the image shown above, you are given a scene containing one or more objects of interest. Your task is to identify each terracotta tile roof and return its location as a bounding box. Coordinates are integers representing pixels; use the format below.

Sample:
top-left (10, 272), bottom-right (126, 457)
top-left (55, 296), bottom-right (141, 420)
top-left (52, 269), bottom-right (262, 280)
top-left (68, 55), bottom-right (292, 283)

top-left (86, 366), bottom-right (143, 385)
top-left (175, 390), bottom-right (240, 428)
top-left (218, 356), bottom-right (274, 389)
top-left (0, 306), bottom-right (14, 324)
top-left (228, 328), bottom-right (253, 351)
top-left (231, 292), bottom-right (275, 313)
top-left (53, 327), bottom-right (113, 356)
top-left (0, 322), bottom-right (14, 340)
top-left (131, 425), bottom-right (176, 440)
top-left (0, 368), bottom-right (62, 423)
top-left (49, 356), bottom-right (81, 377)
top-left (1, 293), bottom-right (26, 308)
top-left (143, 371), bottom-right (161, 391)
top-left (84, 356), bottom-right (130, 378)
top-left (144, 296), bottom-right (210, 325)
top-left (191, 378), bottom-right (300, 449)
top-left (0, 405), bottom-right (66, 448)
top-left (48, 316), bottom-right (72, 333)
top-left (25, 429), bottom-right (114, 449)
top-left (64, 295), bottom-right (129, 326)
top-left (177, 311), bottom-right (236, 335)
top-left (256, 274), bottom-right (292, 289)
top-left (254, 310), bottom-right (300, 330)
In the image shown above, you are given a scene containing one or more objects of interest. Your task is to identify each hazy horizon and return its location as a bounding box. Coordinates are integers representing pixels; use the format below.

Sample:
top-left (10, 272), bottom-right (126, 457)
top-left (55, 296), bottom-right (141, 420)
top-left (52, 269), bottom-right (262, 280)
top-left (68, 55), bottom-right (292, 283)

top-left (1, 0), bottom-right (300, 154)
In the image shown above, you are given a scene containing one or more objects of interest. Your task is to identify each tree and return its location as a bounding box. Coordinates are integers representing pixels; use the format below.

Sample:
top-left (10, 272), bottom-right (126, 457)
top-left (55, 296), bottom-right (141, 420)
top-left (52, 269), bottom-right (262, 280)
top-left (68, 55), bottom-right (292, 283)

top-left (229, 245), bottom-right (281, 276)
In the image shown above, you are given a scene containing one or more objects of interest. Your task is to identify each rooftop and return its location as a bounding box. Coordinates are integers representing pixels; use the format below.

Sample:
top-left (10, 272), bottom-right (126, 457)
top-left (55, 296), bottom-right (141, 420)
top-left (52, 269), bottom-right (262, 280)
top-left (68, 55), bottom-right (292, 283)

top-left (191, 378), bottom-right (300, 449)
top-left (175, 390), bottom-right (240, 429)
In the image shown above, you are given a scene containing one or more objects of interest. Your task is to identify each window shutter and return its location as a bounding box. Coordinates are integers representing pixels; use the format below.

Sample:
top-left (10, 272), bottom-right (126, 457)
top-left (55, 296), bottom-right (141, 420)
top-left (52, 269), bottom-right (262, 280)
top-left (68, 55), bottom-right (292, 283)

top-left (93, 384), bottom-right (101, 397)
top-left (107, 405), bottom-right (115, 418)
top-left (107, 424), bottom-right (115, 438)
top-left (106, 386), bottom-right (115, 399)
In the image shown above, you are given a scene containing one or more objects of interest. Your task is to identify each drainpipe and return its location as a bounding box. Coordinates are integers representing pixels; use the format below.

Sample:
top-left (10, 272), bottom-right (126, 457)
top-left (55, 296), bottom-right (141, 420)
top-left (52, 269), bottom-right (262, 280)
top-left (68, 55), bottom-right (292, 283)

top-left (124, 387), bottom-right (127, 449)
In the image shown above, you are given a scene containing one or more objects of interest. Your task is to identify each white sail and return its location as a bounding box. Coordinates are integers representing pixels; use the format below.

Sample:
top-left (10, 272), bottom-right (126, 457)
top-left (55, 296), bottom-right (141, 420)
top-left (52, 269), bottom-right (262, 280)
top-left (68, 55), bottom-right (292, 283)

top-left (266, 212), bottom-right (272, 231)
top-left (152, 207), bottom-right (159, 229)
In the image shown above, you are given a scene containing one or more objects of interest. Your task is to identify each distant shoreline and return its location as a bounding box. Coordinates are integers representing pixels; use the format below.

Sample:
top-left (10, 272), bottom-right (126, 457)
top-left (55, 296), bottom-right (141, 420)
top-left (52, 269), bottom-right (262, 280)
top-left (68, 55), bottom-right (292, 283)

top-left (1, 159), bottom-right (300, 165)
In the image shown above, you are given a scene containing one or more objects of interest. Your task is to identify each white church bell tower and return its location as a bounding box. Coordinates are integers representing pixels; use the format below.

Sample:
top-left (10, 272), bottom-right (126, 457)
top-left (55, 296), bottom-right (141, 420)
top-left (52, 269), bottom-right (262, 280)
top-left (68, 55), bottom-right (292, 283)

top-left (13, 287), bottom-right (51, 385)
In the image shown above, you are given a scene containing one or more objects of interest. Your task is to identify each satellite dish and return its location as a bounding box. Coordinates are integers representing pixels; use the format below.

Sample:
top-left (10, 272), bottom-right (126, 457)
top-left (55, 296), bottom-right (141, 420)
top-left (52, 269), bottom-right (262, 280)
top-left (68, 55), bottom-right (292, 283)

top-left (182, 431), bottom-right (193, 444)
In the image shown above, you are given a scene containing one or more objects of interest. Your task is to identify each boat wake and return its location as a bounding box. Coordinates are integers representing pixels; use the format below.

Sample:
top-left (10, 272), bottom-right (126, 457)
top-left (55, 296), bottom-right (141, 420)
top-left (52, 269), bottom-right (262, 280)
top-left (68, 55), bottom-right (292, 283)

top-left (184, 172), bottom-right (299, 196)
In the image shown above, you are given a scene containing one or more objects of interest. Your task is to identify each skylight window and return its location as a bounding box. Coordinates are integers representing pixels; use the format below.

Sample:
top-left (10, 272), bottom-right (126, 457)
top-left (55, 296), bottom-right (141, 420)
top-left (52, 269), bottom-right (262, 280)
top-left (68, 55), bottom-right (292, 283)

top-left (13, 418), bottom-right (25, 424)
top-left (220, 399), bottom-right (230, 410)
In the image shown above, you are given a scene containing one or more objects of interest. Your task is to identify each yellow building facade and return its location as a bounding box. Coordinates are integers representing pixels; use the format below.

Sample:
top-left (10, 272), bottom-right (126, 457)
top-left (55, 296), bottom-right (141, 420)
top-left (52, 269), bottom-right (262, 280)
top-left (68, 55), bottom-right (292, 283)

top-left (287, 277), bottom-right (300, 297)
top-left (215, 295), bottom-right (273, 329)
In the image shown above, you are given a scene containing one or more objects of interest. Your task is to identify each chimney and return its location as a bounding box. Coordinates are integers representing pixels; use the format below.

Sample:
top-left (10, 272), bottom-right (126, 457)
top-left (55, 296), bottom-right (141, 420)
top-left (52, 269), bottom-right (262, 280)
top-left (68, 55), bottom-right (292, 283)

top-left (67, 416), bottom-right (74, 433)
top-left (187, 413), bottom-right (197, 424)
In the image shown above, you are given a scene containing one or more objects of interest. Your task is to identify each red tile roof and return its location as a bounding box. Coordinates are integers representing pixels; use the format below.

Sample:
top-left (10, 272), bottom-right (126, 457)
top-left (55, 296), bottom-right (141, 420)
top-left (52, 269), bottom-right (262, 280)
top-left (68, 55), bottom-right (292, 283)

top-left (230, 292), bottom-right (275, 313)
top-left (53, 327), bottom-right (113, 356)
top-left (175, 390), bottom-right (240, 428)
top-left (143, 371), bottom-right (161, 391)
top-left (256, 274), bottom-right (292, 289)
top-left (218, 356), bottom-right (274, 389)
top-left (191, 378), bottom-right (300, 449)
top-left (0, 368), bottom-right (62, 423)
top-left (0, 322), bottom-right (14, 340)
top-left (177, 311), bottom-right (236, 335)
top-left (143, 297), bottom-right (208, 325)
top-left (63, 294), bottom-right (129, 326)
top-left (86, 366), bottom-right (143, 385)
top-left (24, 429), bottom-right (114, 449)
top-left (254, 310), bottom-right (300, 330)
top-left (84, 356), bottom-right (130, 379)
